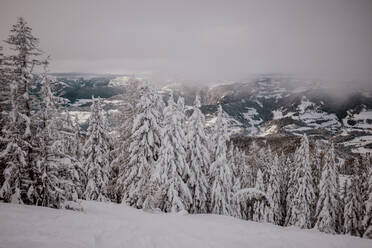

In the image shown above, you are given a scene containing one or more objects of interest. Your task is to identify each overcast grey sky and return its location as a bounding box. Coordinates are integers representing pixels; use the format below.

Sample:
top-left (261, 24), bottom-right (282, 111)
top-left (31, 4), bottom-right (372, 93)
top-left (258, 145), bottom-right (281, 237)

top-left (1, 0), bottom-right (371, 85)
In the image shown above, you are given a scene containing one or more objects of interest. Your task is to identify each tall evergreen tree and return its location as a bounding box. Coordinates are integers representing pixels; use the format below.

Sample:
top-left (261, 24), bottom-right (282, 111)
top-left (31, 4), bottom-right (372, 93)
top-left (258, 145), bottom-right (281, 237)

top-left (344, 163), bottom-right (364, 237)
top-left (240, 151), bottom-right (254, 189)
top-left (82, 97), bottom-right (111, 201)
top-left (314, 143), bottom-right (340, 234)
top-left (253, 169), bottom-right (266, 222)
top-left (285, 151), bottom-right (298, 226)
top-left (186, 95), bottom-right (210, 213)
top-left (154, 94), bottom-right (191, 212)
top-left (209, 105), bottom-right (233, 215)
top-left (111, 78), bottom-right (141, 201)
top-left (34, 61), bottom-right (78, 208)
top-left (279, 152), bottom-right (291, 225)
top-left (266, 154), bottom-right (282, 225)
top-left (288, 134), bottom-right (315, 229)
top-left (363, 158), bottom-right (372, 238)
top-left (0, 45), bottom-right (10, 130)
top-left (117, 84), bottom-right (162, 208)
top-left (0, 18), bottom-right (43, 204)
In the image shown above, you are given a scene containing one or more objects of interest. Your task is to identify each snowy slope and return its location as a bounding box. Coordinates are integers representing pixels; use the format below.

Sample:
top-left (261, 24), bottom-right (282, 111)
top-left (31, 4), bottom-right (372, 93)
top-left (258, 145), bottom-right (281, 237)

top-left (0, 201), bottom-right (370, 248)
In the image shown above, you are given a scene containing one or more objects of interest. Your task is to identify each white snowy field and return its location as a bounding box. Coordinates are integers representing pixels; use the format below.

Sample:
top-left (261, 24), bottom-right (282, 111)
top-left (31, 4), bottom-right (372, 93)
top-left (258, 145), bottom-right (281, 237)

top-left (0, 201), bottom-right (370, 248)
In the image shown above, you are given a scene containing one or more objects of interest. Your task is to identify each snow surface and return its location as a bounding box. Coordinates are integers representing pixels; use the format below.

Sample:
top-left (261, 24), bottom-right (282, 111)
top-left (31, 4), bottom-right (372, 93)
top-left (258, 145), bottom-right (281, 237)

top-left (70, 99), bottom-right (93, 107)
top-left (343, 108), bottom-right (372, 130)
top-left (342, 135), bottom-right (372, 154)
top-left (1, 201), bottom-right (370, 248)
top-left (242, 107), bottom-right (262, 134)
top-left (68, 111), bottom-right (91, 124)
top-left (291, 97), bottom-right (340, 132)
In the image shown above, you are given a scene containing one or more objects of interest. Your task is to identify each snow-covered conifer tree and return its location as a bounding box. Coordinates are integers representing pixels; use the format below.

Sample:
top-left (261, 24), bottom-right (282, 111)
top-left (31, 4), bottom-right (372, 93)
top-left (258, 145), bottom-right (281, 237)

top-left (82, 97), bottom-right (111, 201)
top-left (312, 140), bottom-right (324, 199)
top-left (287, 134), bottom-right (315, 229)
top-left (73, 115), bottom-right (83, 161)
top-left (33, 61), bottom-right (77, 208)
top-left (209, 105), bottom-right (233, 215)
top-left (0, 45), bottom-right (10, 131)
top-left (117, 84), bottom-right (162, 208)
top-left (262, 145), bottom-right (273, 186)
top-left (363, 159), bottom-right (372, 238)
top-left (0, 18), bottom-right (43, 204)
top-left (111, 78), bottom-right (142, 201)
top-left (240, 151), bottom-right (254, 189)
top-left (253, 169), bottom-right (266, 222)
top-left (266, 154), bottom-right (282, 225)
top-left (186, 95), bottom-right (210, 213)
top-left (344, 160), bottom-right (364, 237)
top-left (154, 93), bottom-right (191, 212)
top-left (314, 143), bottom-right (340, 234)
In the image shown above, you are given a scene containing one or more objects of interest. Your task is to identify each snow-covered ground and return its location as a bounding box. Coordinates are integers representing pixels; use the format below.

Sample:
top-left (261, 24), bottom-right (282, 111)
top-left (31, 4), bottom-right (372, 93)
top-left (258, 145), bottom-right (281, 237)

top-left (291, 97), bottom-right (341, 132)
top-left (0, 201), bottom-right (370, 248)
top-left (343, 108), bottom-right (372, 130)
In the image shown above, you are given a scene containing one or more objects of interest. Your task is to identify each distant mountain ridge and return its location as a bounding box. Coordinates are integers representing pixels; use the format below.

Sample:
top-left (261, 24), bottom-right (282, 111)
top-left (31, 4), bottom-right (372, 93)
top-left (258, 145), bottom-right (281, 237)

top-left (53, 73), bottom-right (372, 155)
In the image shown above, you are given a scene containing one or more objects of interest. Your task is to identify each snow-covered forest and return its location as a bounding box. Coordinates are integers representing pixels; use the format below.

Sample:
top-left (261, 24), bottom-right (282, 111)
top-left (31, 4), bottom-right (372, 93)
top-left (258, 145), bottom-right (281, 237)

top-left (0, 17), bottom-right (372, 244)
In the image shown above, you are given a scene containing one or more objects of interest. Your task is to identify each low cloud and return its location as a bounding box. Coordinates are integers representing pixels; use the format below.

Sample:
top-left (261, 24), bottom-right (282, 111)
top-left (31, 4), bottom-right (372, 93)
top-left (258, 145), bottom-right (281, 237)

top-left (0, 0), bottom-right (371, 89)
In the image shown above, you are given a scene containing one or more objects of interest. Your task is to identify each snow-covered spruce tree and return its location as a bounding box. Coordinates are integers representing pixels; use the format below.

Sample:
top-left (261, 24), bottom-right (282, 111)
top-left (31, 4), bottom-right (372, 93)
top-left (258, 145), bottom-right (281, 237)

top-left (312, 140), bottom-right (324, 200)
top-left (233, 150), bottom-right (256, 220)
top-left (266, 154), bottom-right (283, 225)
top-left (0, 45), bottom-right (10, 130)
top-left (253, 169), bottom-right (266, 222)
top-left (186, 95), bottom-right (210, 214)
top-left (262, 145), bottom-right (273, 186)
top-left (343, 160), bottom-right (364, 237)
top-left (209, 105), bottom-right (233, 216)
top-left (231, 146), bottom-right (243, 188)
top-left (117, 84), bottom-right (162, 208)
top-left (82, 97), bottom-right (111, 201)
top-left (232, 146), bottom-right (249, 218)
top-left (154, 94), bottom-right (192, 212)
top-left (287, 134), bottom-right (315, 229)
top-left (0, 84), bottom-right (27, 203)
top-left (33, 61), bottom-right (78, 208)
top-left (240, 150), bottom-right (254, 189)
top-left (314, 143), bottom-right (341, 234)
top-left (226, 143), bottom-right (241, 217)
top-left (361, 155), bottom-right (370, 203)
top-left (285, 151), bottom-right (301, 226)
top-left (0, 18), bottom-right (43, 204)
top-left (58, 111), bottom-right (85, 202)
top-left (72, 115), bottom-right (83, 161)
top-left (111, 78), bottom-right (142, 202)
top-left (363, 159), bottom-right (372, 238)
top-left (0, 45), bottom-right (8, 187)
top-left (245, 141), bottom-right (264, 188)
top-left (278, 152), bottom-right (289, 224)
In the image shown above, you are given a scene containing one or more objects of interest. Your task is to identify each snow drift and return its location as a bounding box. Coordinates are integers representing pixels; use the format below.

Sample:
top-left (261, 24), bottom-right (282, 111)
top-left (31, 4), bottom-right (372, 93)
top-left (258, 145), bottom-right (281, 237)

top-left (0, 201), bottom-right (370, 248)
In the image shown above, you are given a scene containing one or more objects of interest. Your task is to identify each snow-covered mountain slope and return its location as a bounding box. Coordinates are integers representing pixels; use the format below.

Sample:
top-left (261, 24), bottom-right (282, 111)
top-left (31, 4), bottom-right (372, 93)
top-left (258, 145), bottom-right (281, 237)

top-left (0, 201), bottom-right (370, 248)
top-left (54, 73), bottom-right (372, 154)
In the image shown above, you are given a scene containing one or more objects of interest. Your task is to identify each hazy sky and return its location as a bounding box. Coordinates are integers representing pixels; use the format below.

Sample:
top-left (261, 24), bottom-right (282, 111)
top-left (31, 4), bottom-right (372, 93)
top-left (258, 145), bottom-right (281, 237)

top-left (1, 0), bottom-right (371, 85)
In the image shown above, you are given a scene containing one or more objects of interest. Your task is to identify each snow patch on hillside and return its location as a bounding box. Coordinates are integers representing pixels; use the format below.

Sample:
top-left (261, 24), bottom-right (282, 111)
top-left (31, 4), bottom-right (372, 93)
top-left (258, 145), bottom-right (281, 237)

top-left (68, 111), bottom-right (91, 124)
top-left (343, 135), bottom-right (372, 154)
top-left (242, 108), bottom-right (262, 134)
top-left (70, 99), bottom-right (93, 107)
top-left (292, 97), bottom-right (340, 132)
top-left (343, 107), bottom-right (372, 130)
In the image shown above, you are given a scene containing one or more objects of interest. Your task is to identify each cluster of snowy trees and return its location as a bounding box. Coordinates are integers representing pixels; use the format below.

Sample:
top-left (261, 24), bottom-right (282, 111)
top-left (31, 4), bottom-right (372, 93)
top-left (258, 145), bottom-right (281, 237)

top-left (1, 18), bottom-right (372, 239)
